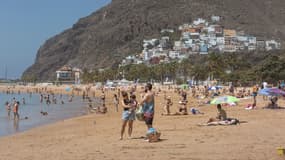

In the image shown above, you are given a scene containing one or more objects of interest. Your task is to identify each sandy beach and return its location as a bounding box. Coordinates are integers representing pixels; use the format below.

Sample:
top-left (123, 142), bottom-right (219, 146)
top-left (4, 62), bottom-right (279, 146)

top-left (0, 85), bottom-right (285, 160)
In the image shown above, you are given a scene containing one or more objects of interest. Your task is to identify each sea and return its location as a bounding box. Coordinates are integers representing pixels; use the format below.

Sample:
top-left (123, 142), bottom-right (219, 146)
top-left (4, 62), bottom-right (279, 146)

top-left (0, 92), bottom-right (90, 137)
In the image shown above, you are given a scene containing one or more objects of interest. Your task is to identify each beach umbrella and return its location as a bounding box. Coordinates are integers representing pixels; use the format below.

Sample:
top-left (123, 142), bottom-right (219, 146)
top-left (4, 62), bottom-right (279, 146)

top-left (258, 88), bottom-right (285, 96)
top-left (258, 88), bottom-right (271, 96)
top-left (267, 88), bottom-right (285, 96)
top-left (210, 96), bottom-right (239, 104)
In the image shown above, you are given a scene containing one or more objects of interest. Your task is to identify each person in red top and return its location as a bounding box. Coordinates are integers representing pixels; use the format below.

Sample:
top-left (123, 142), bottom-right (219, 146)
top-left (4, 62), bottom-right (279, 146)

top-left (13, 101), bottom-right (20, 120)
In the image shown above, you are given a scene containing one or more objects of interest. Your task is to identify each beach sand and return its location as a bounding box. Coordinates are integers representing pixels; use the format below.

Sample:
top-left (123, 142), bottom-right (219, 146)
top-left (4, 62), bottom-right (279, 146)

top-left (0, 86), bottom-right (285, 160)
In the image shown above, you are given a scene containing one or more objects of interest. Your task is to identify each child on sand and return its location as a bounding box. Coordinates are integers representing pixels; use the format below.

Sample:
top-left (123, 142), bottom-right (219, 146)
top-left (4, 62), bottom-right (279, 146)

top-left (129, 94), bottom-right (138, 114)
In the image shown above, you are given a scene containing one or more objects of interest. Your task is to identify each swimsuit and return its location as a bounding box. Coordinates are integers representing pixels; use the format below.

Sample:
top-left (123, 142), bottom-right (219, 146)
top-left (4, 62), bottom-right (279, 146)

top-left (143, 98), bottom-right (155, 125)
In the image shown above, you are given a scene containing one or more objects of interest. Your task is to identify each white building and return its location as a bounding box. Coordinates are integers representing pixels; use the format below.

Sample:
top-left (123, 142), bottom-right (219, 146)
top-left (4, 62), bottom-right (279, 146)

top-left (56, 66), bottom-right (82, 84)
top-left (211, 15), bottom-right (221, 22)
top-left (266, 40), bottom-right (281, 51)
top-left (193, 18), bottom-right (206, 26)
top-left (248, 36), bottom-right (257, 44)
top-left (248, 45), bottom-right (256, 51)
top-left (216, 37), bottom-right (225, 45)
top-left (169, 51), bottom-right (181, 59)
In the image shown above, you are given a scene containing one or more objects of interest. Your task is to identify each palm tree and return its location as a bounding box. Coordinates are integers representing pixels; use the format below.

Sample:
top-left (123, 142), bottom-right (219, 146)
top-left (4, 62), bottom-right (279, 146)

top-left (206, 53), bottom-right (225, 80)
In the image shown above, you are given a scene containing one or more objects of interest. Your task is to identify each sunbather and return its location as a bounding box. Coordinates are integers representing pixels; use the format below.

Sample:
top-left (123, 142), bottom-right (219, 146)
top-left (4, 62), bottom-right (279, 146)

top-left (207, 104), bottom-right (227, 123)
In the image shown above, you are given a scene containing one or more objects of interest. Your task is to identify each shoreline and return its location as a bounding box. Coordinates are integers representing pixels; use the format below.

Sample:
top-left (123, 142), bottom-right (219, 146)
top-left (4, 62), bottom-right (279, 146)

top-left (3, 113), bottom-right (94, 138)
top-left (0, 85), bottom-right (100, 137)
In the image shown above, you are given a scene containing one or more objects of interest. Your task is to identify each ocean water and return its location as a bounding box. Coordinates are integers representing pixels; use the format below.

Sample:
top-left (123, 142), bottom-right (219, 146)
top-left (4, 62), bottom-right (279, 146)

top-left (0, 93), bottom-right (89, 137)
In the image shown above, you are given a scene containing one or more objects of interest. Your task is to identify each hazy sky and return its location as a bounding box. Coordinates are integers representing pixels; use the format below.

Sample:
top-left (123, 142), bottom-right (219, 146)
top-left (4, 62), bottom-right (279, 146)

top-left (0, 0), bottom-right (111, 79)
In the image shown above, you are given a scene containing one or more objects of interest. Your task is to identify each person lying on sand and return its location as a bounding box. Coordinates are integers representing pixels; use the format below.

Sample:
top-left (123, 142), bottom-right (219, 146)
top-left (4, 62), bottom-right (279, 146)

top-left (199, 118), bottom-right (240, 126)
top-left (199, 104), bottom-right (240, 126)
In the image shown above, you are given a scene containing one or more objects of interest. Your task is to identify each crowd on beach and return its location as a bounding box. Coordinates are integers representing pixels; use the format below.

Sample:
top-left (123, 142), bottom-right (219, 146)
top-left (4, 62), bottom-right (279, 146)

top-left (2, 80), bottom-right (285, 142)
top-left (88, 80), bottom-right (285, 141)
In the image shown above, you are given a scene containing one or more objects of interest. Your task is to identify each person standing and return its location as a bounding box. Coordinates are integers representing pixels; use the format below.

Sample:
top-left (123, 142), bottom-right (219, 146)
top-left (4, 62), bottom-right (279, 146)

top-left (101, 92), bottom-right (106, 107)
top-left (120, 91), bottom-right (135, 140)
top-left (13, 101), bottom-right (20, 120)
top-left (162, 96), bottom-right (172, 115)
top-left (22, 97), bottom-right (26, 105)
top-left (5, 101), bottom-right (11, 117)
top-left (40, 94), bottom-right (43, 103)
top-left (262, 82), bottom-right (268, 100)
top-left (178, 91), bottom-right (188, 115)
top-left (113, 94), bottom-right (119, 112)
top-left (252, 84), bottom-right (258, 105)
top-left (139, 83), bottom-right (155, 130)
top-left (229, 85), bottom-right (235, 96)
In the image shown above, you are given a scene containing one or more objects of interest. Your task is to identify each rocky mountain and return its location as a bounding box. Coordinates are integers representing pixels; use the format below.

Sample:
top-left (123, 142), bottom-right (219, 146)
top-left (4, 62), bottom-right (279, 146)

top-left (23, 0), bottom-right (285, 80)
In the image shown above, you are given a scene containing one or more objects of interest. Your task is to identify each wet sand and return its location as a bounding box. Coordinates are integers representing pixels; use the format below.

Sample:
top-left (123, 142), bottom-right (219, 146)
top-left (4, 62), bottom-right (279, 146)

top-left (0, 86), bottom-right (285, 160)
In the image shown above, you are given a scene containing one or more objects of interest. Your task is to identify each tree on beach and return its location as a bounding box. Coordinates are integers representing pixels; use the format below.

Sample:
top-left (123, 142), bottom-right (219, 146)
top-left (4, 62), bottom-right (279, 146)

top-left (255, 54), bottom-right (285, 83)
top-left (164, 61), bottom-right (178, 82)
top-left (206, 53), bottom-right (225, 80)
top-left (81, 68), bottom-right (94, 83)
top-left (80, 51), bottom-right (285, 85)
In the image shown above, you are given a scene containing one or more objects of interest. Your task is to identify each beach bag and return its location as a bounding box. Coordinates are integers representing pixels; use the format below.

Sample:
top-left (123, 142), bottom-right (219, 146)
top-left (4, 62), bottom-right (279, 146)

top-left (135, 106), bottom-right (144, 121)
top-left (146, 128), bottom-right (161, 143)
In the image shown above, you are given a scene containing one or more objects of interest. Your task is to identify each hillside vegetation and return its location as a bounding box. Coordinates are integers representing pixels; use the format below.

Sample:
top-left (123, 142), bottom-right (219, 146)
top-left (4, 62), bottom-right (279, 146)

top-left (23, 0), bottom-right (285, 80)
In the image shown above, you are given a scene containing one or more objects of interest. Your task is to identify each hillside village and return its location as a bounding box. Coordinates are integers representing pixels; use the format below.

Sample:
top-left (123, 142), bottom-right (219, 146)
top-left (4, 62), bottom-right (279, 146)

top-left (121, 16), bottom-right (281, 66)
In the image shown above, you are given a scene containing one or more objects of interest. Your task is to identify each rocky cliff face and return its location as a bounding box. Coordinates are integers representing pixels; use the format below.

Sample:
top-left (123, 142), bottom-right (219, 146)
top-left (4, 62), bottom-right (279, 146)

top-left (23, 0), bottom-right (285, 80)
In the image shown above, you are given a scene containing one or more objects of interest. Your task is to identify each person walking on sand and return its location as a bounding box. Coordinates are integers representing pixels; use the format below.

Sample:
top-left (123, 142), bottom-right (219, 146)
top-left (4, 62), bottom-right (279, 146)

top-left (13, 101), bottom-right (20, 120)
top-left (139, 83), bottom-right (155, 130)
top-left (120, 91), bottom-right (135, 140)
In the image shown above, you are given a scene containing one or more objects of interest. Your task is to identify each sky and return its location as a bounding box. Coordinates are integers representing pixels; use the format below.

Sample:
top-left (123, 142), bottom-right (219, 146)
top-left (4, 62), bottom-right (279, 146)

top-left (0, 0), bottom-right (111, 79)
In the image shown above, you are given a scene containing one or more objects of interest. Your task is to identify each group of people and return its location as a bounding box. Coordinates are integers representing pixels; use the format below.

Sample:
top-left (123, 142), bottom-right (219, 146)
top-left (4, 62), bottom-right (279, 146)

top-left (5, 99), bottom-right (20, 120)
top-left (120, 83), bottom-right (155, 140)
top-left (161, 90), bottom-right (190, 115)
